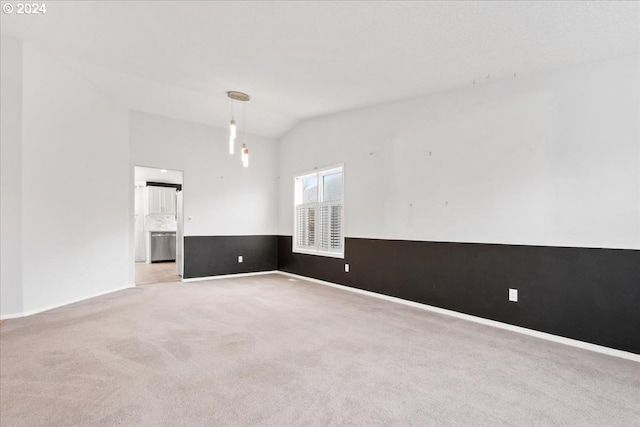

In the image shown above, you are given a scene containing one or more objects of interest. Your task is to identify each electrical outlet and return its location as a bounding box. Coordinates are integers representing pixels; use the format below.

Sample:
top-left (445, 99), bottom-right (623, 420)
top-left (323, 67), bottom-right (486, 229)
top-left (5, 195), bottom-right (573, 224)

top-left (345, 263), bottom-right (349, 273)
top-left (238, 255), bottom-right (243, 263)
top-left (509, 288), bottom-right (518, 302)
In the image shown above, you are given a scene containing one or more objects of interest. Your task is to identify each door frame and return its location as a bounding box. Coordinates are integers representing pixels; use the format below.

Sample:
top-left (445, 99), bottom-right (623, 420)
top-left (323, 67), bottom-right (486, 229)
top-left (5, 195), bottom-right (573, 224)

top-left (132, 165), bottom-right (185, 285)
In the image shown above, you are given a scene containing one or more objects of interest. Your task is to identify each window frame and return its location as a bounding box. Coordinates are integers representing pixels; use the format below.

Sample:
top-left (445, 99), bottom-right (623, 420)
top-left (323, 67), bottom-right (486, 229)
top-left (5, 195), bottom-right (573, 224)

top-left (293, 164), bottom-right (345, 259)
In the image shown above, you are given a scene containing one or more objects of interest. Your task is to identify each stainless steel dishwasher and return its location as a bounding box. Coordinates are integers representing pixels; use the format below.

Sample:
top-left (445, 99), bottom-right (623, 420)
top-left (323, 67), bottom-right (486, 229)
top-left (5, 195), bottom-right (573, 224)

top-left (150, 232), bottom-right (176, 262)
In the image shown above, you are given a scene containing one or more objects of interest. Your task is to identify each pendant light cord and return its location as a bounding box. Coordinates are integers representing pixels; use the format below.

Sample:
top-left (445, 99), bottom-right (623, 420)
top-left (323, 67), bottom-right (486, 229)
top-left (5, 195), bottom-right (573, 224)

top-left (242, 100), bottom-right (247, 144)
top-left (230, 97), bottom-right (235, 121)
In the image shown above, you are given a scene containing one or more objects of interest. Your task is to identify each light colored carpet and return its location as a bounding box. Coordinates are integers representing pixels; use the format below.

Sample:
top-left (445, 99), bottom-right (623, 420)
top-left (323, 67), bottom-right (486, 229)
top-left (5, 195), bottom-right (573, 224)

top-left (1, 274), bottom-right (638, 426)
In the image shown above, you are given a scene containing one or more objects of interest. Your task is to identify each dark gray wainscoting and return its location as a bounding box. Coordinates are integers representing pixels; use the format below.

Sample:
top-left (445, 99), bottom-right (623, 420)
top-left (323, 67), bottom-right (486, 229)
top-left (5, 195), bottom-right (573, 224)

top-left (277, 236), bottom-right (640, 354)
top-left (184, 235), bottom-right (277, 279)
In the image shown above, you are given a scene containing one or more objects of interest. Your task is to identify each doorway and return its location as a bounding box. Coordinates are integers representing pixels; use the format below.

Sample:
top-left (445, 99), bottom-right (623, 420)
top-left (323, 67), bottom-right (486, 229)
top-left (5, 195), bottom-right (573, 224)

top-left (134, 166), bottom-right (184, 285)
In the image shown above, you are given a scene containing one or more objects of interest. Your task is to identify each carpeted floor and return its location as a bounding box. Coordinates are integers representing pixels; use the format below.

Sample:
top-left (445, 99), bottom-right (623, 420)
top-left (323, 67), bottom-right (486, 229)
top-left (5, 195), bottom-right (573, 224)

top-left (1, 274), bottom-right (639, 426)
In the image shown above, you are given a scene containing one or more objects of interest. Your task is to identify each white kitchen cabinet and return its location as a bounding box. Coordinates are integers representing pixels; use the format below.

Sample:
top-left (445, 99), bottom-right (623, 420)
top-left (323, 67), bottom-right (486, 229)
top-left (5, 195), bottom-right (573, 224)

top-left (163, 189), bottom-right (176, 215)
top-left (146, 186), bottom-right (177, 215)
top-left (147, 187), bottom-right (163, 215)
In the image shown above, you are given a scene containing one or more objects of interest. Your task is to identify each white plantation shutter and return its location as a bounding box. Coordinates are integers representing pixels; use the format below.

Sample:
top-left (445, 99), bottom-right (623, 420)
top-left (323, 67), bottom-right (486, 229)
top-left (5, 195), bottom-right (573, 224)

top-left (319, 202), bottom-right (342, 252)
top-left (296, 205), bottom-right (316, 248)
top-left (294, 166), bottom-right (343, 257)
top-left (330, 204), bottom-right (342, 251)
top-left (319, 204), bottom-right (329, 250)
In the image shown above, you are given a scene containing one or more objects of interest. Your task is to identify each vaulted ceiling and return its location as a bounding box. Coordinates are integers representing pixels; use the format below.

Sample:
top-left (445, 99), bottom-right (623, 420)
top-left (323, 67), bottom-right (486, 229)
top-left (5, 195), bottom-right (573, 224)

top-left (2, 1), bottom-right (638, 139)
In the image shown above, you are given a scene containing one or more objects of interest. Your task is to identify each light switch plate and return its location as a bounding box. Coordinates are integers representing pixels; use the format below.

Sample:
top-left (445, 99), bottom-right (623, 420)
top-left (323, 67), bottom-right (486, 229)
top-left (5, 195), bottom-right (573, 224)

top-left (238, 255), bottom-right (243, 263)
top-left (345, 263), bottom-right (349, 273)
top-left (509, 288), bottom-right (518, 302)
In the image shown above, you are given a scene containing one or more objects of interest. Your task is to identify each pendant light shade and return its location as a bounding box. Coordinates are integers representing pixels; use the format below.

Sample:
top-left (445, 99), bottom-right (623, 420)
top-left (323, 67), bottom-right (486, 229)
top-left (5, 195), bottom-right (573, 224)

top-left (229, 119), bottom-right (236, 154)
top-left (241, 144), bottom-right (249, 168)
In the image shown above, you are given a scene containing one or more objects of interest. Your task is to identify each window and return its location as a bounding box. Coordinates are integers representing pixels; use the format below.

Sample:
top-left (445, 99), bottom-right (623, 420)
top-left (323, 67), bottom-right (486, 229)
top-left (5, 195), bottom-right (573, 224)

top-left (294, 165), bottom-right (344, 258)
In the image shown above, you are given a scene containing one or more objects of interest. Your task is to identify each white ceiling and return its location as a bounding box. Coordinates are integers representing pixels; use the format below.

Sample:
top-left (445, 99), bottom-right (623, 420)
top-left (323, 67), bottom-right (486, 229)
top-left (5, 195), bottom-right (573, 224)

top-left (2, 1), bottom-right (638, 139)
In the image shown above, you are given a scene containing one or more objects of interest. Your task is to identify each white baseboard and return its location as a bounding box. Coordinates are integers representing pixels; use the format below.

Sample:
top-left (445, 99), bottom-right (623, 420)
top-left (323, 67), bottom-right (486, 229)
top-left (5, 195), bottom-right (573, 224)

top-left (182, 270), bottom-right (278, 282)
top-left (0, 311), bottom-right (24, 320)
top-left (277, 271), bottom-right (640, 363)
top-left (0, 284), bottom-right (135, 320)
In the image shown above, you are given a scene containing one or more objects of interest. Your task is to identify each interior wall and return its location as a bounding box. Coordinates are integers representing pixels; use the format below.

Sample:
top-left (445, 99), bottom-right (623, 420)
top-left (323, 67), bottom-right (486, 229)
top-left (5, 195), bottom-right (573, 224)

top-left (20, 43), bottom-right (132, 314)
top-left (277, 54), bottom-right (640, 354)
top-left (134, 184), bottom-right (146, 262)
top-left (0, 36), bottom-right (24, 318)
top-left (278, 54), bottom-right (639, 250)
top-left (129, 110), bottom-right (279, 276)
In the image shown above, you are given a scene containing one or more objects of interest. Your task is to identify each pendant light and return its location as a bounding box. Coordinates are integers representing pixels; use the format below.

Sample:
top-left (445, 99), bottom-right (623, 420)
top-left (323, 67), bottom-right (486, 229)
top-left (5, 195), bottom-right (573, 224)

top-left (227, 91), bottom-right (251, 166)
top-left (241, 144), bottom-right (249, 168)
top-left (229, 119), bottom-right (236, 154)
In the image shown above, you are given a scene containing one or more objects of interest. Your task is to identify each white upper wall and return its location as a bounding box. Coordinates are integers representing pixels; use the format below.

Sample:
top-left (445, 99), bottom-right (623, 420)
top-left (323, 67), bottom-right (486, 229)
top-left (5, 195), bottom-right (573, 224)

top-left (129, 111), bottom-right (279, 237)
top-left (278, 55), bottom-right (640, 250)
top-left (1, 36), bottom-right (24, 317)
top-left (20, 43), bottom-right (131, 314)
